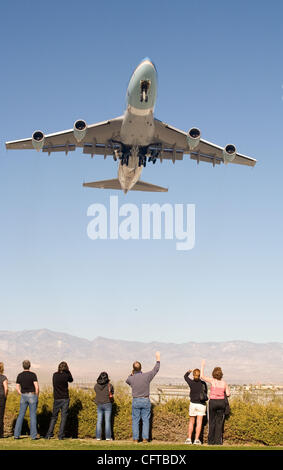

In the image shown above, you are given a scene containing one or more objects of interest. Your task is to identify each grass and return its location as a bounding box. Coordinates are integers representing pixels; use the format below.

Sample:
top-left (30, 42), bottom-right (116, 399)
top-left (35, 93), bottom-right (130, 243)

top-left (0, 437), bottom-right (281, 451)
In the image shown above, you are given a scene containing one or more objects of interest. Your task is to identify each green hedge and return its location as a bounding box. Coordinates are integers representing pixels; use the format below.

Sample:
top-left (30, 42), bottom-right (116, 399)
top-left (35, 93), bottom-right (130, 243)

top-left (3, 385), bottom-right (283, 446)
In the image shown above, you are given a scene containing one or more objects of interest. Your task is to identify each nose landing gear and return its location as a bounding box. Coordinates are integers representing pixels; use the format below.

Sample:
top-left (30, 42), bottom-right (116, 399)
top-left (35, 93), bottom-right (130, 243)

top-left (140, 80), bottom-right (150, 103)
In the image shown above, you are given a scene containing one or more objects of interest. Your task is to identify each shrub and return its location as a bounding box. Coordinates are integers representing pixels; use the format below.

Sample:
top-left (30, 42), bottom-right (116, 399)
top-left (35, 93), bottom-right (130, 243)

top-left (3, 387), bottom-right (283, 445)
top-left (224, 399), bottom-right (283, 446)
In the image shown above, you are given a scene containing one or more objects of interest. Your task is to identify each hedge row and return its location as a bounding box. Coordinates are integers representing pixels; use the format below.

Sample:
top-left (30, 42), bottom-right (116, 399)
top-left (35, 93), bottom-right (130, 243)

top-left (3, 384), bottom-right (283, 446)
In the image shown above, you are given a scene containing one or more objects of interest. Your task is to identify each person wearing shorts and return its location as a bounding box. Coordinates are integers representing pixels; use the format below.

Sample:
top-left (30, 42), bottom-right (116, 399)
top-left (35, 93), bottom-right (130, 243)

top-left (184, 368), bottom-right (207, 445)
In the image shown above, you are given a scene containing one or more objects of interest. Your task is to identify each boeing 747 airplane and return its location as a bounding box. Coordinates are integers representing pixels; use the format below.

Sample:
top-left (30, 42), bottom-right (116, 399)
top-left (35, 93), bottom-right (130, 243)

top-left (5, 58), bottom-right (256, 193)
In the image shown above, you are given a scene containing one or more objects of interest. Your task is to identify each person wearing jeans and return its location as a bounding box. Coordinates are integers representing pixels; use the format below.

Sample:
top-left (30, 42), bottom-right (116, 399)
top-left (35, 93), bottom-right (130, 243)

top-left (14, 394), bottom-right (38, 439)
top-left (96, 402), bottom-right (112, 440)
top-left (45, 362), bottom-right (73, 440)
top-left (14, 360), bottom-right (39, 440)
top-left (94, 372), bottom-right (114, 441)
top-left (126, 351), bottom-right (160, 443)
top-left (132, 398), bottom-right (151, 441)
top-left (46, 398), bottom-right (70, 440)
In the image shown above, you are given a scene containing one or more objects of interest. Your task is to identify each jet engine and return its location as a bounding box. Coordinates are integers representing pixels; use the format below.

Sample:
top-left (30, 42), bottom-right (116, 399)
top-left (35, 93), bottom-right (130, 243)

top-left (73, 119), bottom-right (87, 142)
top-left (32, 130), bottom-right (45, 151)
top-left (187, 127), bottom-right (201, 150)
top-left (223, 144), bottom-right (236, 163)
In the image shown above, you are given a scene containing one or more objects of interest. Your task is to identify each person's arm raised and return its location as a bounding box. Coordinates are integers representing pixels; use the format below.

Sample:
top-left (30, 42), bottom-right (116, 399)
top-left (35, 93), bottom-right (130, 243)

top-left (184, 369), bottom-right (193, 384)
top-left (147, 351), bottom-right (160, 380)
top-left (225, 382), bottom-right (230, 397)
top-left (200, 359), bottom-right (212, 383)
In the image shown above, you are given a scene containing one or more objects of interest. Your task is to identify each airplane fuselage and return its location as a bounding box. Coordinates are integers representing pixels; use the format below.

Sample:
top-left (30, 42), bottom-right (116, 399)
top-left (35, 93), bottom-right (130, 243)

top-left (118, 59), bottom-right (157, 192)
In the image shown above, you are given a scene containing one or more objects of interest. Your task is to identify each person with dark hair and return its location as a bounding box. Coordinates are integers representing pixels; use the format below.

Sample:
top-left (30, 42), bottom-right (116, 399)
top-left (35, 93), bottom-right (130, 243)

top-left (184, 368), bottom-right (207, 445)
top-left (126, 351), bottom-right (160, 443)
top-left (201, 359), bottom-right (230, 445)
top-left (45, 361), bottom-right (73, 440)
top-left (0, 362), bottom-right (8, 438)
top-left (94, 371), bottom-right (114, 441)
top-left (14, 360), bottom-right (39, 440)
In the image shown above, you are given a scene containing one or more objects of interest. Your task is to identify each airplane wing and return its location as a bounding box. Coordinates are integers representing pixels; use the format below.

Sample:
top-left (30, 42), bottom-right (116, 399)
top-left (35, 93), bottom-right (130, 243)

top-left (153, 119), bottom-right (256, 167)
top-left (5, 117), bottom-right (123, 156)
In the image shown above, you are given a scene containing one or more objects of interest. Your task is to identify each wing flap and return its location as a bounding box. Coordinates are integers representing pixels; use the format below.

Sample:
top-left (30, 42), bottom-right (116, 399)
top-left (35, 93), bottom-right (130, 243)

top-left (190, 152), bottom-right (221, 165)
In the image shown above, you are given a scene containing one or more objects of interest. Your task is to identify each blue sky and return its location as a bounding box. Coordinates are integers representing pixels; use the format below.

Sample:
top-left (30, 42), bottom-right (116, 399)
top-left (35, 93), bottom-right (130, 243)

top-left (0, 0), bottom-right (282, 343)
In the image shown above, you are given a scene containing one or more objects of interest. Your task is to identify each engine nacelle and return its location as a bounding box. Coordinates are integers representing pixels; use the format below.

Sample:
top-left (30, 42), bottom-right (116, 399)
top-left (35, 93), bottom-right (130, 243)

top-left (32, 130), bottom-right (45, 151)
top-left (187, 127), bottom-right (201, 150)
top-left (223, 144), bottom-right (236, 163)
top-left (74, 119), bottom-right (87, 142)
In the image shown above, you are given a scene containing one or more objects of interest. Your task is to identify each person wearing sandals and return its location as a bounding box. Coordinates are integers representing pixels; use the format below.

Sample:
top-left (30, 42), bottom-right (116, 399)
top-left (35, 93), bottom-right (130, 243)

top-left (184, 368), bottom-right (207, 445)
top-left (201, 359), bottom-right (230, 445)
top-left (94, 372), bottom-right (114, 441)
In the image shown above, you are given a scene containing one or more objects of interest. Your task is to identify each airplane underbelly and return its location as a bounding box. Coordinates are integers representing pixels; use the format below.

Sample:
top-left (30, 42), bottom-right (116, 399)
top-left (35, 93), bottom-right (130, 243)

top-left (120, 108), bottom-right (155, 146)
top-left (118, 157), bottom-right (143, 191)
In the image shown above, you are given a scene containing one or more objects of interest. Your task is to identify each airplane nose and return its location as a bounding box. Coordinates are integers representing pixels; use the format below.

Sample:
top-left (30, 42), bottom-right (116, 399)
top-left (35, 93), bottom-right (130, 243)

top-left (141, 57), bottom-right (156, 70)
top-left (127, 58), bottom-right (157, 111)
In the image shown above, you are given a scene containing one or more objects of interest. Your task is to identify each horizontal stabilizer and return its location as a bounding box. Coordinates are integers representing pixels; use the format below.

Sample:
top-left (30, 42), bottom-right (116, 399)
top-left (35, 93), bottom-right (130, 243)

top-left (83, 178), bottom-right (168, 192)
top-left (83, 178), bottom-right (122, 190)
top-left (131, 180), bottom-right (168, 192)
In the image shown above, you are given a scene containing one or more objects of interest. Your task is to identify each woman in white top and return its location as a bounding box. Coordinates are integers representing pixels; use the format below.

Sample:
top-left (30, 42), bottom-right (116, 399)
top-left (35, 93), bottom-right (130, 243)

top-left (201, 359), bottom-right (230, 445)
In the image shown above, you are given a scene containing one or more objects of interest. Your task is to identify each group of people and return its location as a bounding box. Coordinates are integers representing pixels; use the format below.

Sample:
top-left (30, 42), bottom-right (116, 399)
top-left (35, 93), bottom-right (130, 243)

top-left (0, 353), bottom-right (230, 445)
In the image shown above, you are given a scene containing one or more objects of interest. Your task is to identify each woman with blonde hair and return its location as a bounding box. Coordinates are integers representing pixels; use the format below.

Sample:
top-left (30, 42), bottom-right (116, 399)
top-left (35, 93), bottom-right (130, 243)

top-left (0, 362), bottom-right (8, 438)
top-left (201, 359), bottom-right (230, 445)
top-left (184, 367), bottom-right (208, 445)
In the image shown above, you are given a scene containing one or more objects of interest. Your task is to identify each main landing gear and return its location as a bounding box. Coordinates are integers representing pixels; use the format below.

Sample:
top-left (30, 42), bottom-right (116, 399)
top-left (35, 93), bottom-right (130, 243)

top-left (113, 146), bottom-right (159, 167)
top-left (121, 155), bottom-right (129, 166)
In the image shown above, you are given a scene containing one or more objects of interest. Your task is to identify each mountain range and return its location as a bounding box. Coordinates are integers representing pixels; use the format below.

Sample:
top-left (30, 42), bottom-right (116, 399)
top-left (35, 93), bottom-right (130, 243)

top-left (0, 329), bottom-right (282, 385)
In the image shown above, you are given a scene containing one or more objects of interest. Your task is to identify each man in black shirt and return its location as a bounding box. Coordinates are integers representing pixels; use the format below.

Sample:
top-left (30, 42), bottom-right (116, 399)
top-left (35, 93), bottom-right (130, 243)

top-left (14, 360), bottom-right (39, 440)
top-left (45, 361), bottom-right (73, 440)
